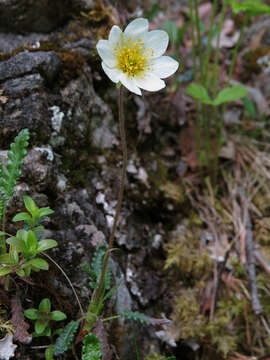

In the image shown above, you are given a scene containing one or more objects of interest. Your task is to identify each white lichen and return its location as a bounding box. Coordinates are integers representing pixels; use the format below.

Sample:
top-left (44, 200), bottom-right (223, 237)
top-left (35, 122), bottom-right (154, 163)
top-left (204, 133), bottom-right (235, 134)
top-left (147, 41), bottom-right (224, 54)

top-left (49, 105), bottom-right (64, 133)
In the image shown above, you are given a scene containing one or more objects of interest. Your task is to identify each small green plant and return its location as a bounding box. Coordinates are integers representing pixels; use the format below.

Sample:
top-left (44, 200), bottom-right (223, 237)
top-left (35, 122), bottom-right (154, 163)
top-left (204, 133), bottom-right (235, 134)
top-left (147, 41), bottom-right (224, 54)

top-left (0, 128), bottom-right (29, 254)
top-left (24, 298), bottom-right (66, 337)
top-left (186, 0), bottom-right (270, 179)
top-left (82, 333), bottom-right (102, 360)
top-left (0, 196), bottom-right (57, 277)
top-left (53, 320), bottom-right (80, 356)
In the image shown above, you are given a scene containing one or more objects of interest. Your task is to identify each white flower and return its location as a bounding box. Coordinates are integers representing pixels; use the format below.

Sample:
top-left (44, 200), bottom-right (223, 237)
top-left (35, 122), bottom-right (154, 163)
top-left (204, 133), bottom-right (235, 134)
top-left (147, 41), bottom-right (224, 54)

top-left (96, 18), bottom-right (179, 95)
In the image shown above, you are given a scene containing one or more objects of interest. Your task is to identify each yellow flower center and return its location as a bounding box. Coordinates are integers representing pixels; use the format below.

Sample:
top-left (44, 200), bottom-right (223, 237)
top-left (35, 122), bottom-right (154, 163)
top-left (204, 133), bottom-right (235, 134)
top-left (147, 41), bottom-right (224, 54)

top-left (115, 36), bottom-right (153, 78)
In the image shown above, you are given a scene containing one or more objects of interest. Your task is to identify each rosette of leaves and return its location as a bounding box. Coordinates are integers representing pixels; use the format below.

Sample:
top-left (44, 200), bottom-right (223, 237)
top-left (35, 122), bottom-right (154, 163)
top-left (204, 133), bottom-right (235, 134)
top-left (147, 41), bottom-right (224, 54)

top-left (24, 298), bottom-right (66, 337)
top-left (0, 196), bottom-right (57, 277)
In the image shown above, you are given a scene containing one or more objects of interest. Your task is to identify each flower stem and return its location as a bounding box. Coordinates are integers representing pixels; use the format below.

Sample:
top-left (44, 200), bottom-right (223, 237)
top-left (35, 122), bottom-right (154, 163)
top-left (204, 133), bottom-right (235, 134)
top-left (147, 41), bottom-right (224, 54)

top-left (212, 0), bottom-right (228, 184)
top-left (203, 0), bottom-right (218, 87)
top-left (94, 85), bottom-right (127, 305)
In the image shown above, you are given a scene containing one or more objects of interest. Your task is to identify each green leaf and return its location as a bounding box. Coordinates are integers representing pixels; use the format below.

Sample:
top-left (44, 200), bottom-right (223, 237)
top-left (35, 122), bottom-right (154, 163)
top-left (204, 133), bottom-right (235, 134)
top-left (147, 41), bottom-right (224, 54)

top-left (16, 268), bottom-right (25, 277)
top-left (146, 3), bottom-right (160, 21)
top-left (53, 320), bottom-right (80, 356)
top-left (37, 239), bottom-right (58, 253)
top-left (39, 207), bottom-right (54, 218)
top-left (26, 258), bottom-right (49, 270)
top-left (0, 252), bottom-right (18, 265)
top-left (242, 97), bottom-right (257, 117)
top-left (35, 319), bottom-right (49, 334)
top-left (213, 85), bottom-right (248, 106)
top-left (12, 212), bottom-right (32, 223)
top-left (25, 266), bottom-right (31, 277)
top-left (39, 298), bottom-right (51, 312)
top-left (120, 311), bottom-right (148, 324)
top-left (25, 230), bottom-right (38, 255)
top-left (186, 83), bottom-right (213, 104)
top-left (24, 308), bottom-right (38, 320)
top-left (0, 129), bottom-right (29, 199)
top-left (229, 0), bottom-right (270, 15)
top-left (45, 345), bottom-right (54, 360)
top-left (6, 236), bottom-right (25, 252)
top-left (82, 333), bottom-right (102, 360)
top-left (24, 196), bottom-right (39, 218)
top-left (0, 266), bottom-right (12, 276)
top-left (50, 311), bottom-right (67, 322)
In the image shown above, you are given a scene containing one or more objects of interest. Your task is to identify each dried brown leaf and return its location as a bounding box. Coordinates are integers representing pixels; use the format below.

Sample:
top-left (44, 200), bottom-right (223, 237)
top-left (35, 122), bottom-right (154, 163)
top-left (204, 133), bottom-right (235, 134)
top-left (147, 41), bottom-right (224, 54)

top-left (10, 294), bottom-right (32, 344)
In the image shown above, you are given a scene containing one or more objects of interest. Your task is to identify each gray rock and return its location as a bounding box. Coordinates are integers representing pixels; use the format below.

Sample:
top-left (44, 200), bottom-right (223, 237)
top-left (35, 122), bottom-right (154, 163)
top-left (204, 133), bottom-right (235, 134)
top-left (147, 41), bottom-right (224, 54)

top-left (2, 73), bottom-right (44, 96)
top-left (0, 51), bottom-right (61, 83)
top-left (0, 0), bottom-right (71, 33)
top-left (60, 64), bottom-right (117, 150)
top-left (0, 32), bottom-right (49, 53)
top-left (0, 91), bottom-right (52, 146)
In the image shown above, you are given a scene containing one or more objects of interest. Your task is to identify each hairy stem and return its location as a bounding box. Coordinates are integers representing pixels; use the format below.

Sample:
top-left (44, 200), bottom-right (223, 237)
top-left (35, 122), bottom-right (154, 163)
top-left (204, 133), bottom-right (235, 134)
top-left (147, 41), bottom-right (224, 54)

top-left (94, 85), bottom-right (127, 305)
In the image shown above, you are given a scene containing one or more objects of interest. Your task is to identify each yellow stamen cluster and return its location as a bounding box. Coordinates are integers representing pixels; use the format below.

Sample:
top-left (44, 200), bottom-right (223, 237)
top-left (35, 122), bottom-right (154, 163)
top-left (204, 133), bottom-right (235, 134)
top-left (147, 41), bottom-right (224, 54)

top-left (115, 36), bottom-right (153, 78)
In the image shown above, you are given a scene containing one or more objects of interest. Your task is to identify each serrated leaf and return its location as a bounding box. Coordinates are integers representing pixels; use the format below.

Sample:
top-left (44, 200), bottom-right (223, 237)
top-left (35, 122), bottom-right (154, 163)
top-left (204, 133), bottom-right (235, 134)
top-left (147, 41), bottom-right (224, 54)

top-left (82, 333), bottom-right (102, 360)
top-left (53, 321), bottom-right (79, 356)
top-left (213, 85), bottom-right (248, 106)
top-left (120, 311), bottom-right (148, 324)
top-left (0, 129), bottom-right (29, 199)
top-left (186, 83), bottom-right (213, 104)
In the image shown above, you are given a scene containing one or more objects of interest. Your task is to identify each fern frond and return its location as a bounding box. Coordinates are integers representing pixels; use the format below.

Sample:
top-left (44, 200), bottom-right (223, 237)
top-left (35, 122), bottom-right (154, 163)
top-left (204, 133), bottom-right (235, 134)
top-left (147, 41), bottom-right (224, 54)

top-left (120, 311), bottom-right (148, 324)
top-left (82, 333), bottom-right (102, 360)
top-left (87, 246), bottom-right (111, 291)
top-left (0, 128), bottom-right (29, 198)
top-left (53, 320), bottom-right (79, 356)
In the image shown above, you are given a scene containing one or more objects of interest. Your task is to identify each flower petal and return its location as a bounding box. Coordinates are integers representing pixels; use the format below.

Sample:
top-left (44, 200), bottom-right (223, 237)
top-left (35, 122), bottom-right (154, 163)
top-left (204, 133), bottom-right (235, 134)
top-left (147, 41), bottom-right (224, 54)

top-left (124, 18), bottom-right (149, 39)
top-left (120, 74), bottom-right (142, 95)
top-left (135, 72), bottom-right (165, 92)
top-left (109, 25), bottom-right (122, 47)
top-left (152, 56), bottom-right (179, 78)
top-left (101, 62), bottom-right (122, 83)
top-left (96, 40), bottom-right (117, 67)
top-left (141, 30), bottom-right (169, 58)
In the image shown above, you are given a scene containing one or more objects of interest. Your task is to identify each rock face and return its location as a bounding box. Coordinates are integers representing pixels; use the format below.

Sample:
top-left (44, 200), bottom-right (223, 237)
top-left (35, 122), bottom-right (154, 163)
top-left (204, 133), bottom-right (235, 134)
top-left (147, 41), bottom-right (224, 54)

top-left (0, 0), bottom-right (75, 33)
top-left (0, 3), bottom-right (181, 359)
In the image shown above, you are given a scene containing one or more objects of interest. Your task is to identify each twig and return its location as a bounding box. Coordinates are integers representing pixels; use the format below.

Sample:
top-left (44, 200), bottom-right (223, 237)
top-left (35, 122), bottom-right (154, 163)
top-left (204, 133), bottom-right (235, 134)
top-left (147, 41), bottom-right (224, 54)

top-left (240, 189), bottom-right (263, 315)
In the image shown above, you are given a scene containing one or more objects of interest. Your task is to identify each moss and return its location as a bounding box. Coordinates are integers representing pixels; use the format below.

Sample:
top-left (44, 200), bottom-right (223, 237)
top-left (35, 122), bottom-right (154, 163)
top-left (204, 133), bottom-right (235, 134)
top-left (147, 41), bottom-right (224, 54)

top-left (243, 46), bottom-right (270, 76)
top-left (0, 39), bottom-right (86, 87)
top-left (165, 226), bottom-right (213, 280)
top-left (58, 51), bottom-right (86, 86)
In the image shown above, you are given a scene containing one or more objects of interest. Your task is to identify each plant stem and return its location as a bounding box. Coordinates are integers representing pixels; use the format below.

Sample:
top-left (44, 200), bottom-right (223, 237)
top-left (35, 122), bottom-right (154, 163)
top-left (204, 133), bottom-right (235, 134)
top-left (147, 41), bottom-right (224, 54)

top-left (43, 253), bottom-right (84, 316)
top-left (188, 0), bottom-right (197, 82)
top-left (94, 85), bottom-right (127, 305)
top-left (0, 202), bottom-right (7, 254)
top-left (194, 0), bottom-right (203, 82)
top-left (212, 0), bottom-right (228, 184)
top-left (203, 0), bottom-right (218, 87)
